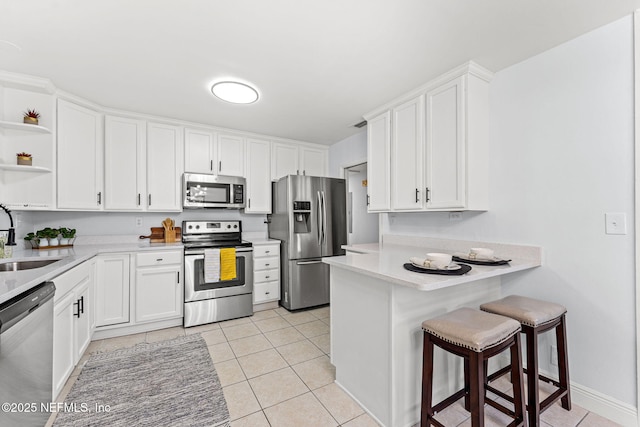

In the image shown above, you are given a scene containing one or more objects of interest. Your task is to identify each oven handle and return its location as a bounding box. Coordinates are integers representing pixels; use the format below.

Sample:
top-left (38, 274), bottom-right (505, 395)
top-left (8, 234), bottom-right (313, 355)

top-left (184, 247), bottom-right (253, 256)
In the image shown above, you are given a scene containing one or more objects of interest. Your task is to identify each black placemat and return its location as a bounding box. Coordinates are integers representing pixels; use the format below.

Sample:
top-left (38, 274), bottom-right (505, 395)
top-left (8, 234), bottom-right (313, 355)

top-left (452, 256), bottom-right (511, 266)
top-left (403, 263), bottom-right (472, 275)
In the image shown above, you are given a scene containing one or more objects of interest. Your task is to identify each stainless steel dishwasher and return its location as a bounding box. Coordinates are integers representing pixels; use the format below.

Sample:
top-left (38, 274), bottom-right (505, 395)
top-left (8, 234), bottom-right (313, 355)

top-left (0, 281), bottom-right (56, 427)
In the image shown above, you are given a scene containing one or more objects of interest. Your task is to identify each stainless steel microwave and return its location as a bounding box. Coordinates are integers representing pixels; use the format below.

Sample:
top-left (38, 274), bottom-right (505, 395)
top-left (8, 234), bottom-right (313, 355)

top-left (183, 173), bottom-right (246, 209)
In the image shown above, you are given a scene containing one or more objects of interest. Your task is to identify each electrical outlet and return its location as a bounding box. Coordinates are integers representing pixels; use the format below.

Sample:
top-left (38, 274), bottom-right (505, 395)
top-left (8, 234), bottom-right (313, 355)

top-left (449, 212), bottom-right (462, 221)
top-left (550, 345), bottom-right (558, 366)
top-left (605, 212), bottom-right (627, 235)
top-left (135, 217), bottom-right (143, 227)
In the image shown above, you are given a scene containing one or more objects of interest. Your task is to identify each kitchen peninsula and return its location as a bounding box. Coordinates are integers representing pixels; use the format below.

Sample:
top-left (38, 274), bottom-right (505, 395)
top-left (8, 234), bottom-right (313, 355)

top-left (323, 235), bottom-right (541, 427)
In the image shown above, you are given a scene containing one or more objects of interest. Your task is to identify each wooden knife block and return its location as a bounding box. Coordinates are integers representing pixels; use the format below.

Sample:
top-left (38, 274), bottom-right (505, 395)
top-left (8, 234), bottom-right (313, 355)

top-left (148, 227), bottom-right (181, 243)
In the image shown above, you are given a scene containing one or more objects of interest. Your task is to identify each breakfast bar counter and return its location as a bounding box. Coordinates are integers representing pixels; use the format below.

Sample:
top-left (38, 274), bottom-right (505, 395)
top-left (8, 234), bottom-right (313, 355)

top-left (323, 235), bottom-right (541, 427)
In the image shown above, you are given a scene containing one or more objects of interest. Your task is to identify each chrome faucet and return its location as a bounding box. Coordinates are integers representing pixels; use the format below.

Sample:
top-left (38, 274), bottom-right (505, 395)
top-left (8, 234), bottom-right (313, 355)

top-left (0, 204), bottom-right (16, 246)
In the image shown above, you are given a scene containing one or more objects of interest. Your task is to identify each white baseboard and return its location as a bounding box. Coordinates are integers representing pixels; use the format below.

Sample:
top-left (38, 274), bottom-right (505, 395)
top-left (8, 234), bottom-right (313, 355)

top-left (538, 368), bottom-right (637, 427)
top-left (334, 380), bottom-right (389, 427)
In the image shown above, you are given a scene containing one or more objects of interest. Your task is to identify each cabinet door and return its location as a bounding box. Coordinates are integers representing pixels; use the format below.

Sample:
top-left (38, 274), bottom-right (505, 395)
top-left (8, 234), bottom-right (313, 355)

top-left (367, 112), bottom-right (391, 212)
top-left (299, 147), bottom-right (327, 177)
top-left (271, 143), bottom-right (299, 180)
top-left (392, 96), bottom-right (423, 210)
top-left (184, 128), bottom-right (215, 173)
top-left (218, 133), bottom-right (245, 176)
top-left (74, 278), bottom-right (92, 363)
top-left (147, 122), bottom-right (183, 211)
top-left (57, 99), bottom-right (103, 209)
top-left (425, 77), bottom-right (465, 209)
top-left (95, 254), bottom-right (130, 327)
top-left (135, 266), bottom-right (182, 323)
top-left (104, 116), bottom-right (146, 210)
top-left (245, 138), bottom-right (271, 213)
top-left (53, 292), bottom-right (75, 400)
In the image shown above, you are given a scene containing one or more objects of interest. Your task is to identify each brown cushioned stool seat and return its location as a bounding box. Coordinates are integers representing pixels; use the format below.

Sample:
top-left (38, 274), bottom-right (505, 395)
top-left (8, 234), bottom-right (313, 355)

top-left (480, 295), bottom-right (571, 427)
top-left (421, 307), bottom-right (526, 427)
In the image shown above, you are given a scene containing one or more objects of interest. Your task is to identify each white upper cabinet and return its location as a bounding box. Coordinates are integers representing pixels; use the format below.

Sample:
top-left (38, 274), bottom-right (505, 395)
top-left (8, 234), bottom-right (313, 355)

top-left (363, 62), bottom-right (491, 212)
top-left (271, 142), bottom-right (299, 180)
top-left (57, 99), bottom-right (104, 210)
top-left (245, 138), bottom-right (271, 213)
top-left (104, 116), bottom-right (146, 210)
top-left (391, 96), bottom-right (424, 211)
top-left (147, 122), bottom-right (183, 211)
top-left (271, 142), bottom-right (327, 180)
top-left (184, 128), bottom-right (215, 173)
top-left (425, 76), bottom-right (465, 209)
top-left (184, 129), bottom-right (245, 177)
top-left (367, 112), bottom-right (391, 212)
top-left (299, 146), bottom-right (327, 177)
top-left (217, 133), bottom-right (245, 177)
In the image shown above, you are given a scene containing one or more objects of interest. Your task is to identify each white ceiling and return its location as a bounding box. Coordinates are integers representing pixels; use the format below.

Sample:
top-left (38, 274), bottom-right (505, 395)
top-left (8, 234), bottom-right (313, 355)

top-left (1, 0), bottom-right (639, 145)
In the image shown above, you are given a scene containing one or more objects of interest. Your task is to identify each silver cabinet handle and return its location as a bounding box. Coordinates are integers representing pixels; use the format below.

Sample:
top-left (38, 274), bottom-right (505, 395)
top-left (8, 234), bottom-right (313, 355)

top-left (148, 194), bottom-right (151, 206)
top-left (265, 263), bottom-right (270, 266)
top-left (426, 187), bottom-right (430, 202)
top-left (265, 276), bottom-right (270, 279)
top-left (97, 192), bottom-right (102, 205)
top-left (415, 188), bottom-right (419, 203)
top-left (210, 160), bottom-right (213, 171)
top-left (265, 291), bottom-right (270, 295)
top-left (156, 258), bottom-right (163, 261)
top-left (219, 161), bottom-right (222, 172)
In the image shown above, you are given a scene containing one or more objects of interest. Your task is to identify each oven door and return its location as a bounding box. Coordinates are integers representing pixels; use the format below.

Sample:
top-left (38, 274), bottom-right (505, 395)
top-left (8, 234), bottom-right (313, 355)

top-left (184, 247), bottom-right (253, 302)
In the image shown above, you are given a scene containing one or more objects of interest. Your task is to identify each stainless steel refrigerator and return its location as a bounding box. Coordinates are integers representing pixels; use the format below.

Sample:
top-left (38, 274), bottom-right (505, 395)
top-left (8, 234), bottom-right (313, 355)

top-left (268, 175), bottom-right (347, 310)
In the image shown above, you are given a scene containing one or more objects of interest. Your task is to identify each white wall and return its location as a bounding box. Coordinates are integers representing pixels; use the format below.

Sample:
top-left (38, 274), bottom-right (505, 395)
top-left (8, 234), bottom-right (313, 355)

top-left (384, 16), bottom-right (636, 407)
top-left (347, 165), bottom-right (378, 244)
top-left (328, 130), bottom-right (367, 177)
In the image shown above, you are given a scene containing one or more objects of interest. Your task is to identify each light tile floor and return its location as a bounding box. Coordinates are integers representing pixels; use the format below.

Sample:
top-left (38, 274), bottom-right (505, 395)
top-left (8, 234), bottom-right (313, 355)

top-left (49, 306), bottom-right (620, 427)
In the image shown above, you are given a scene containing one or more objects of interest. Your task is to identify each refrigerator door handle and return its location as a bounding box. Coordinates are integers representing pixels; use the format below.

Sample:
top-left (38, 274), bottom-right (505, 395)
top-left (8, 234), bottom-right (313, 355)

top-left (321, 191), bottom-right (327, 246)
top-left (316, 191), bottom-right (322, 245)
top-left (296, 260), bottom-right (323, 265)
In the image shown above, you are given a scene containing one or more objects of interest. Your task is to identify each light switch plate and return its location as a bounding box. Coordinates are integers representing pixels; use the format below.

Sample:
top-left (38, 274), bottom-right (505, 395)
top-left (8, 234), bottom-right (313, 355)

top-left (605, 212), bottom-right (627, 235)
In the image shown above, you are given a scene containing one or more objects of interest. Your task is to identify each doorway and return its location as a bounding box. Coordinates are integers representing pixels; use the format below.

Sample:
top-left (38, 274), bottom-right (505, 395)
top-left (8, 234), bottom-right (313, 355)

top-left (345, 162), bottom-right (378, 245)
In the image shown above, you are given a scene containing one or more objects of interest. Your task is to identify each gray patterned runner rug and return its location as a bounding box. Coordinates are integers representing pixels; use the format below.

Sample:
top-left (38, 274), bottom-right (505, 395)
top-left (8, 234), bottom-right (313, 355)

top-left (53, 334), bottom-right (230, 427)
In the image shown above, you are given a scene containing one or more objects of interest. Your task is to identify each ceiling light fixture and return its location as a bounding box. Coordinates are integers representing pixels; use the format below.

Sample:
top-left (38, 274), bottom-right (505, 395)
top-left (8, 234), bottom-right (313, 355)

top-left (211, 81), bottom-right (259, 104)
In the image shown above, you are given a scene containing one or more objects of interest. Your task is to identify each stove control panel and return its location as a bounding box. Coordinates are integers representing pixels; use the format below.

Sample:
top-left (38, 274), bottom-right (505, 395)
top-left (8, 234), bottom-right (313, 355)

top-left (183, 220), bottom-right (241, 234)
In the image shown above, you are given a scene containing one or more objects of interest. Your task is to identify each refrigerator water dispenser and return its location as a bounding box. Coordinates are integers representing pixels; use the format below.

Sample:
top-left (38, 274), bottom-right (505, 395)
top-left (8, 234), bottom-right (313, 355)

top-left (293, 201), bottom-right (311, 233)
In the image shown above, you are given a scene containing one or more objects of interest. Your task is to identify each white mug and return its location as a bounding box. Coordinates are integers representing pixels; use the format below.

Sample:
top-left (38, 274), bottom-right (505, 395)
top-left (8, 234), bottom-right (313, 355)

top-left (469, 247), bottom-right (494, 260)
top-left (425, 252), bottom-right (452, 269)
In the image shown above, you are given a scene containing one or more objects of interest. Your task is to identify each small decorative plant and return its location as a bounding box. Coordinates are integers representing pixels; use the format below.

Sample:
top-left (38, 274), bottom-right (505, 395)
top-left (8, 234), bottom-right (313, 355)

top-left (58, 227), bottom-right (76, 245)
top-left (16, 152), bottom-right (33, 166)
top-left (23, 109), bottom-right (40, 125)
top-left (24, 232), bottom-right (36, 242)
top-left (35, 227), bottom-right (59, 247)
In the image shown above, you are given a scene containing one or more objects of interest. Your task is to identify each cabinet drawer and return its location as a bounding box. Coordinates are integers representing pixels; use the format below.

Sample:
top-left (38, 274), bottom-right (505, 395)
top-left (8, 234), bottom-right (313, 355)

top-left (136, 250), bottom-right (182, 267)
top-left (254, 281), bottom-right (279, 304)
top-left (254, 257), bottom-right (279, 271)
top-left (254, 269), bottom-right (279, 284)
top-left (253, 244), bottom-right (279, 258)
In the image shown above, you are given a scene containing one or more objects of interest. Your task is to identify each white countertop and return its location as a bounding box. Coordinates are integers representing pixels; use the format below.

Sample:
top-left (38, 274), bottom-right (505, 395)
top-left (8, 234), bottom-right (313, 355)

top-left (326, 237), bottom-right (541, 292)
top-left (0, 241), bottom-right (183, 305)
top-left (246, 238), bottom-right (281, 246)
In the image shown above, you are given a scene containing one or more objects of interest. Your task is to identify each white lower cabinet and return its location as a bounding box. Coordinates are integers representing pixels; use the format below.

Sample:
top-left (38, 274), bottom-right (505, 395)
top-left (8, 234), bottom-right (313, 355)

top-left (135, 251), bottom-right (182, 323)
top-left (52, 261), bottom-right (94, 400)
top-left (94, 249), bottom-right (183, 337)
top-left (253, 242), bottom-right (280, 304)
top-left (95, 253), bottom-right (130, 327)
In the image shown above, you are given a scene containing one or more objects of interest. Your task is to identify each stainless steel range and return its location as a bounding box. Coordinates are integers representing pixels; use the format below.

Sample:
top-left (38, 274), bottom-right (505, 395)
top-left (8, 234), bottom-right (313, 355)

top-left (182, 220), bottom-right (253, 327)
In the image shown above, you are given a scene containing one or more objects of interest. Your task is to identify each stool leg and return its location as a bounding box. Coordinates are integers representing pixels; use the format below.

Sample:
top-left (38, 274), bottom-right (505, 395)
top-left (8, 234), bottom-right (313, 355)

top-left (557, 315), bottom-right (571, 410)
top-left (421, 332), bottom-right (435, 427)
top-left (510, 334), bottom-right (526, 425)
top-left (469, 351), bottom-right (485, 427)
top-left (525, 327), bottom-right (540, 427)
top-left (464, 358), bottom-right (471, 411)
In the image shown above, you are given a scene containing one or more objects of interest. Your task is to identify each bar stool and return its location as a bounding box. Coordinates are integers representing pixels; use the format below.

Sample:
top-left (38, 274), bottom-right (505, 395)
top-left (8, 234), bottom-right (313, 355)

top-left (421, 307), bottom-right (526, 427)
top-left (480, 295), bottom-right (570, 427)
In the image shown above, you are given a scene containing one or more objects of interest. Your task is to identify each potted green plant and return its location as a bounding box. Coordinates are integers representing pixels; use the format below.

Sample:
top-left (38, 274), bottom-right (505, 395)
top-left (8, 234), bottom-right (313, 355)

top-left (16, 152), bottom-right (32, 166)
top-left (24, 232), bottom-right (38, 248)
top-left (58, 227), bottom-right (76, 245)
top-left (23, 109), bottom-right (40, 125)
top-left (35, 229), bottom-right (49, 246)
top-left (45, 227), bottom-right (60, 246)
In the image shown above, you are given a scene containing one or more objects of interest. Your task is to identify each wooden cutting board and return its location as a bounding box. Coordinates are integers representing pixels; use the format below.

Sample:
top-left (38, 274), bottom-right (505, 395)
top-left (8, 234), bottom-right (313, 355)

top-left (139, 227), bottom-right (182, 243)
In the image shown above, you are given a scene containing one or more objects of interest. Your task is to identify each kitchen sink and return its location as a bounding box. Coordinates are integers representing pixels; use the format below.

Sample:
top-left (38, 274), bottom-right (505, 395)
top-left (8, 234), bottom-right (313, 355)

top-left (0, 259), bottom-right (61, 272)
